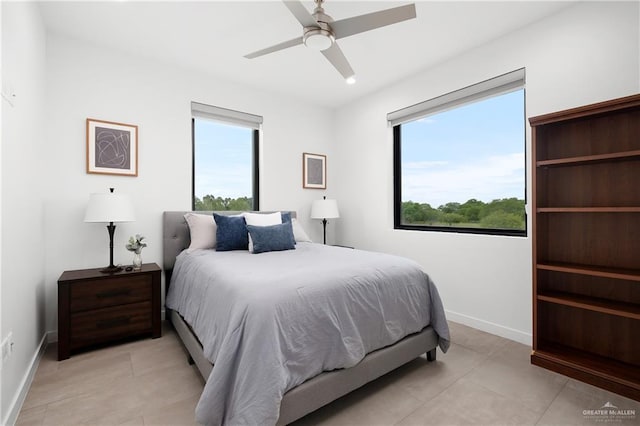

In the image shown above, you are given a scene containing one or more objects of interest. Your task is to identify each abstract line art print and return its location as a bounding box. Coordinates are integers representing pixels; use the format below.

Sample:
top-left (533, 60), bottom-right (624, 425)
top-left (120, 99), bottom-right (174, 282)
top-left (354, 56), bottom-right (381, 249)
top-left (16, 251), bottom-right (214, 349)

top-left (303, 152), bottom-right (326, 189)
top-left (86, 118), bottom-right (138, 176)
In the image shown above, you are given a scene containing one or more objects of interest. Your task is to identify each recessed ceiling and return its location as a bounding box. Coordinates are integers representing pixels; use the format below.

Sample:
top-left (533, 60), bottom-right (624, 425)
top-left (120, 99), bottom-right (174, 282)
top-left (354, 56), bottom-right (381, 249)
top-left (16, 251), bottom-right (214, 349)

top-left (39, 1), bottom-right (578, 108)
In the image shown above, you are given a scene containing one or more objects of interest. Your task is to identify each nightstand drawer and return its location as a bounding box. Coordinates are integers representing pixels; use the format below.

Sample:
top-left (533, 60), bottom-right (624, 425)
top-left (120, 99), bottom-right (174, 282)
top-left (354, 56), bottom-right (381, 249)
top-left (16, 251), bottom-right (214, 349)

top-left (70, 301), bottom-right (152, 349)
top-left (70, 275), bottom-right (151, 312)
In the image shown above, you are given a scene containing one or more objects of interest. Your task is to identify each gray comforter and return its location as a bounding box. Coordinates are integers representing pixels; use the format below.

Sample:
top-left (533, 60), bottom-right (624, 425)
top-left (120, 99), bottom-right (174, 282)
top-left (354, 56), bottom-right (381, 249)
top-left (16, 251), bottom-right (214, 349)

top-left (166, 242), bottom-right (450, 425)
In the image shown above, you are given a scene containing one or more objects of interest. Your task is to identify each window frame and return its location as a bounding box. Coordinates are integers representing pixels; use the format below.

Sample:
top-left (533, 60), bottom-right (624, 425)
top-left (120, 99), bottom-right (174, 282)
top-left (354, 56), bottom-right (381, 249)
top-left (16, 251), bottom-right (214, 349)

top-left (191, 115), bottom-right (260, 212)
top-left (391, 71), bottom-right (527, 237)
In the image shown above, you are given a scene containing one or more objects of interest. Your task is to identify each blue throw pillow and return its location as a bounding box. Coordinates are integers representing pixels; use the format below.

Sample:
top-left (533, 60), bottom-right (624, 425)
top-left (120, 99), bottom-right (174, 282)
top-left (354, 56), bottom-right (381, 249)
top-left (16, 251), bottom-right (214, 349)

top-left (213, 213), bottom-right (248, 251)
top-left (280, 212), bottom-right (296, 246)
top-left (246, 223), bottom-right (296, 254)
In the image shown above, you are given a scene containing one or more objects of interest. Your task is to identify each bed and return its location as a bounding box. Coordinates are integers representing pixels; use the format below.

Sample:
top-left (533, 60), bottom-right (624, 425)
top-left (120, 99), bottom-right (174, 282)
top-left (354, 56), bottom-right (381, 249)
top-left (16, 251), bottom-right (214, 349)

top-left (163, 211), bottom-right (450, 425)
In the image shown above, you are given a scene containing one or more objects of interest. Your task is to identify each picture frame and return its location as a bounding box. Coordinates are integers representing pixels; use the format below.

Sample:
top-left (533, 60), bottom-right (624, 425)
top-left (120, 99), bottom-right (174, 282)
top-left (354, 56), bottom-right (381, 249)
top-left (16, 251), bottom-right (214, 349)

top-left (302, 152), bottom-right (326, 189)
top-left (86, 118), bottom-right (138, 176)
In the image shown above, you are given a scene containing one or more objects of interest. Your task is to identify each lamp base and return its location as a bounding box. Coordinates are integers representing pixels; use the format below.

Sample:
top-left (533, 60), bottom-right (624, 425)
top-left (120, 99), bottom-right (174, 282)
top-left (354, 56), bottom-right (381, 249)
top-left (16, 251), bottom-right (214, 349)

top-left (100, 222), bottom-right (121, 274)
top-left (100, 265), bottom-right (123, 274)
top-left (322, 218), bottom-right (328, 245)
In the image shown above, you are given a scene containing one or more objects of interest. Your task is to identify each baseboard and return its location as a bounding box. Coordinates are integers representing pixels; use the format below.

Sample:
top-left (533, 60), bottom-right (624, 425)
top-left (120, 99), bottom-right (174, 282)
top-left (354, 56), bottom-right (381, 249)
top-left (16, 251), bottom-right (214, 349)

top-left (445, 309), bottom-right (532, 346)
top-left (2, 331), bottom-right (49, 426)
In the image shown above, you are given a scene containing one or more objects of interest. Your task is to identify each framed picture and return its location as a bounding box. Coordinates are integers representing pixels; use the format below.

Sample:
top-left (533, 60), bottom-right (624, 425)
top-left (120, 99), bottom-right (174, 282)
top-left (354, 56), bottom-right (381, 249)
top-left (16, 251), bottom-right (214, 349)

top-left (303, 152), bottom-right (326, 189)
top-left (86, 118), bottom-right (138, 176)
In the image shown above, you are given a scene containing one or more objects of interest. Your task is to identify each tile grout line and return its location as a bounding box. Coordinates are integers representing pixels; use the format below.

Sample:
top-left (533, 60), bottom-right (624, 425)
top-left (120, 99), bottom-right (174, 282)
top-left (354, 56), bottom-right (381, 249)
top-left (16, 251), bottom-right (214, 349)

top-left (393, 342), bottom-right (496, 425)
top-left (532, 378), bottom-right (568, 425)
top-left (465, 340), bottom-right (572, 423)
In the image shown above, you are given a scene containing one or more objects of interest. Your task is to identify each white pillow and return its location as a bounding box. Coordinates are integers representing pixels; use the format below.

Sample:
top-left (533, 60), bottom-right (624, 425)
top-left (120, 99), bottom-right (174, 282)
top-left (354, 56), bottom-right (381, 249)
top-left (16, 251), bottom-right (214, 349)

top-left (184, 213), bottom-right (217, 250)
top-left (292, 218), bottom-right (312, 243)
top-left (243, 212), bottom-right (282, 252)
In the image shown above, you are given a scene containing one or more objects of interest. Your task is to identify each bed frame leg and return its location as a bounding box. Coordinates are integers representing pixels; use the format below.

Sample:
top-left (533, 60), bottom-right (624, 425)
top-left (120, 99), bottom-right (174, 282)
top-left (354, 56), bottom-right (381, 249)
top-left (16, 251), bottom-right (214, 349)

top-left (427, 348), bottom-right (437, 362)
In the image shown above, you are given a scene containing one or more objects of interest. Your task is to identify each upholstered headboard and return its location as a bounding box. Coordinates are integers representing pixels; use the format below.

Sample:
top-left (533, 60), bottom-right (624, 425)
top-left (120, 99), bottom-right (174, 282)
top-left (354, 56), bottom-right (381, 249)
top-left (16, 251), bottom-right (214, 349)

top-left (162, 211), bottom-right (297, 286)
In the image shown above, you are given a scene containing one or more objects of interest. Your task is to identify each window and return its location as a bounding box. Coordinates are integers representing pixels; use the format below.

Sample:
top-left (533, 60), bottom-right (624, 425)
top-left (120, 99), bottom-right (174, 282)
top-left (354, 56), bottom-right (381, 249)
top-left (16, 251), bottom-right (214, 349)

top-left (191, 102), bottom-right (261, 211)
top-left (390, 69), bottom-right (526, 236)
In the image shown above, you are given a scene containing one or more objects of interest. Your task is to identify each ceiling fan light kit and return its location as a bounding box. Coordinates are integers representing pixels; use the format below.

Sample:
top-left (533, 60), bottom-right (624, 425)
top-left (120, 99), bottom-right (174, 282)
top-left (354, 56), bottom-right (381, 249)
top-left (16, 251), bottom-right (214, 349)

top-left (303, 27), bottom-right (334, 51)
top-left (245, 0), bottom-right (416, 84)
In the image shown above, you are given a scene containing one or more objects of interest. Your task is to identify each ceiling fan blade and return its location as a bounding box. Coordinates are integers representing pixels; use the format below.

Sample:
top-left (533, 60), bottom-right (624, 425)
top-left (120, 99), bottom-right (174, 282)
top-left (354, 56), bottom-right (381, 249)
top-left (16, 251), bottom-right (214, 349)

top-left (283, 1), bottom-right (318, 28)
top-left (331, 3), bottom-right (416, 40)
top-left (321, 42), bottom-right (355, 80)
top-left (244, 36), bottom-right (303, 59)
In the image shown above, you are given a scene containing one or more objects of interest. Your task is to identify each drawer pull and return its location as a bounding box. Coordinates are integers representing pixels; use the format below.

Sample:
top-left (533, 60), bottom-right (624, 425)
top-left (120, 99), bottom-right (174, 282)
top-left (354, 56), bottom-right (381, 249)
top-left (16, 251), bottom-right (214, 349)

top-left (96, 289), bottom-right (132, 299)
top-left (96, 316), bottom-right (131, 329)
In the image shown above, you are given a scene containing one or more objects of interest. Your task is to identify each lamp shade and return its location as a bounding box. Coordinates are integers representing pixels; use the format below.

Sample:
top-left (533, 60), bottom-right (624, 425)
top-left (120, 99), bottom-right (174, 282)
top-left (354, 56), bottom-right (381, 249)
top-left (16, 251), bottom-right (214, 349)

top-left (310, 198), bottom-right (340, 220)
top-left (84, 191), bottom-right (135, 223)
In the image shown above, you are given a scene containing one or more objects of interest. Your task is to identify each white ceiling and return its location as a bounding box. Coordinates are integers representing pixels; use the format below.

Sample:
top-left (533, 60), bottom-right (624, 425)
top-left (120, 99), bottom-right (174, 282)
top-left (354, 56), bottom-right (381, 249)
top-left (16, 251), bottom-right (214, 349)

top-left (39, 0), bottom-right (578, 108)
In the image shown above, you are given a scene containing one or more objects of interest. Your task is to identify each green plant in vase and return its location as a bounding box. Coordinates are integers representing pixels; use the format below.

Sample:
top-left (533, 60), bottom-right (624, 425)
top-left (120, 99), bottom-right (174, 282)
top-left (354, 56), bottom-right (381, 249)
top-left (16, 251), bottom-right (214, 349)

top-left (126, 234), bottom-right (147, 270)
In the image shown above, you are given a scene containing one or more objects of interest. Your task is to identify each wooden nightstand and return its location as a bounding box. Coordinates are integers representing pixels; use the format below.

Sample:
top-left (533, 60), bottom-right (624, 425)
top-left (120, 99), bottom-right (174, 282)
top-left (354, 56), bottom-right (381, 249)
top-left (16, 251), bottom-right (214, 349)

top-left (57, 263), bottom-right (161, 360)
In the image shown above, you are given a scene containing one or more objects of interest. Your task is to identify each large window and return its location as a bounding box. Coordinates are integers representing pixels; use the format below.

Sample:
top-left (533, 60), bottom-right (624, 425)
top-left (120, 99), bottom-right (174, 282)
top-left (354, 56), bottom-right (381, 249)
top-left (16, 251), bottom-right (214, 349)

top-left (192, 102), bottom-right (260, 211)
top-left (391, 69), bottom-right (526, 236)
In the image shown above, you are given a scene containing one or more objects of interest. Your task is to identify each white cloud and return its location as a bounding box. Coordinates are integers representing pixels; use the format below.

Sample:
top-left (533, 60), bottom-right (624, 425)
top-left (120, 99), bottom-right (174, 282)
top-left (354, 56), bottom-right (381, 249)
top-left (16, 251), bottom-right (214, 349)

top-left (402, 152), bottom-right (524, 207)
top-left (195, 163), bottom-right (251, 199)
top-left (403, 160), bottom-right (448, 169)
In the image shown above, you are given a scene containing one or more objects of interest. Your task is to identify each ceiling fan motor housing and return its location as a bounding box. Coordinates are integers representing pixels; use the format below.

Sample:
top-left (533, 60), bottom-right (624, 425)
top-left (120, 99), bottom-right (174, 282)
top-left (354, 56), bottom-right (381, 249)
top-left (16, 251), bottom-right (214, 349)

top-left (303, 1), bottom-right (335, 51)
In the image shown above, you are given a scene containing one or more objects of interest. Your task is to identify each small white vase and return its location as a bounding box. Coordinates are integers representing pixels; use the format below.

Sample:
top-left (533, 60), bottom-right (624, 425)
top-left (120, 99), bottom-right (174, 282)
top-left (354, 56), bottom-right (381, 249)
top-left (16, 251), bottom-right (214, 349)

top-left (132, 251), bottom-right (142, 270)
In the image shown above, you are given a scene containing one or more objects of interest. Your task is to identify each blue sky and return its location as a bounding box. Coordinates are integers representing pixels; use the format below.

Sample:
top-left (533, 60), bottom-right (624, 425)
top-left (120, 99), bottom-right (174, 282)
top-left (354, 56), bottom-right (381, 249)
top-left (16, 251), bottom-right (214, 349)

top-left (194, 89), bottom-right (525, 205)
top-left (401, 89), bottom-right (525, 207)
top-left (194, 119), bottom-right (252, 200)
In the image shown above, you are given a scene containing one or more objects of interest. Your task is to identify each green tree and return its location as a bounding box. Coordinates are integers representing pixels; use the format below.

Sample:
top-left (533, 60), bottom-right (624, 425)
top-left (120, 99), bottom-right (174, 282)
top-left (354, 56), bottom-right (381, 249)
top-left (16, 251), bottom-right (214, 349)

top-left (423, 204), bottom-right (440, 224)
top-left (402, 201), bottom-right (425, 223)
top-left (459, 198), bottom-right (485, 222)
top-left (401, 197), bottom-right (525, 230)
top-left (442, 212), bottom-right (464, 225)
top-left (438, 202), bottom-right (461, 214)
top-left (402, 201), bottom-right (440, 224)
top-left (228, 197), bottom-right (252, 210)
top-left (480, 211), bottom-right (523, 229)
top-left (484, 198), bottom-right (525, 218)
top-left (194, 195), bottom-right (253, 211)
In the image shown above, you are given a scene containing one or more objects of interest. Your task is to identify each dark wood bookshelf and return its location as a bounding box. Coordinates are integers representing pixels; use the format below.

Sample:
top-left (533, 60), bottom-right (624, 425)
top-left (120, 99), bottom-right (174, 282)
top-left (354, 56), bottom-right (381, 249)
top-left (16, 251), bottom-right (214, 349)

top-left (530, 94), bottom-right (640, 402)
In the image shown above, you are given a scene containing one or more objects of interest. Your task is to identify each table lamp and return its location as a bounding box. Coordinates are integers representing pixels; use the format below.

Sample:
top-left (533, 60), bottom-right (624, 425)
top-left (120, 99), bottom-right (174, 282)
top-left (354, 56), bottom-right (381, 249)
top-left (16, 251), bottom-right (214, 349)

top-left (84, 188), bottom-right (135, 273)
top-left (310, 196), bottom-right (340, 244)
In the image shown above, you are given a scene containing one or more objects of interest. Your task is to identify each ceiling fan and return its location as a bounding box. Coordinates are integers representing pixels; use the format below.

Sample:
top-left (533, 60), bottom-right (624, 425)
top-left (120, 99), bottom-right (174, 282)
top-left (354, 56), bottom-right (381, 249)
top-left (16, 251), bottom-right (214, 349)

top-left (244, 0), bottom-right (417, 84)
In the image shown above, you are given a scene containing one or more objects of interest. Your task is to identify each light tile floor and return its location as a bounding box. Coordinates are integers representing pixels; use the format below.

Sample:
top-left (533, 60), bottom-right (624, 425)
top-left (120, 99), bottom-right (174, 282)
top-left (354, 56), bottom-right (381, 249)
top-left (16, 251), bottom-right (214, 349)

top-left (16, 321), bottom-right (640, 425)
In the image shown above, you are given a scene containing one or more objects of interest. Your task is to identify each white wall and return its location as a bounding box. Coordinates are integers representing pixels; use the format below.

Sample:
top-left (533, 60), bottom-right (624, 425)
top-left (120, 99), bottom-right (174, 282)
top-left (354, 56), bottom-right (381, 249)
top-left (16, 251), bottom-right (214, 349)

top-left (332, 1), bottom-right (640, 344)
top-left (2, 9), bottom-right (335, 418)
top-left (1, 2), bottom-right (47, 423)
top-left (43, 33), bottom-right (335, 335)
